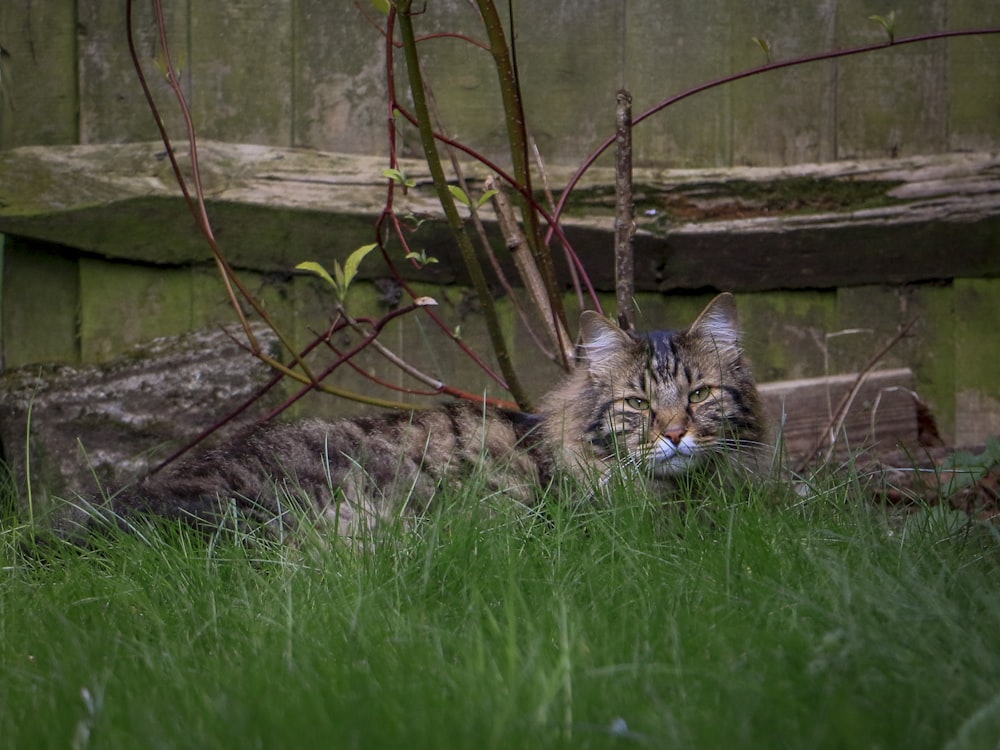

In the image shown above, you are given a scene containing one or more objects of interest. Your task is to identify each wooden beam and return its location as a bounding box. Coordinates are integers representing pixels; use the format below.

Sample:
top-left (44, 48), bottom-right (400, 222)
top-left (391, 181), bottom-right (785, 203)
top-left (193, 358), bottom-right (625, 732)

top-left (759, 368), bottom-right (919, 461)
top-left (0, 143), bottom-right (997, 293)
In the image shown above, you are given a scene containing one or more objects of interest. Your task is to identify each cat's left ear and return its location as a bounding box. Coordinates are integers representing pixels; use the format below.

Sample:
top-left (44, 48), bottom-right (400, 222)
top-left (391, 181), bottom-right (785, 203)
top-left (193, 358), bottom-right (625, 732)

top-left (577, 310), bottom-right (636, 374)
top-left (689, 293), bottom-right (741, 350)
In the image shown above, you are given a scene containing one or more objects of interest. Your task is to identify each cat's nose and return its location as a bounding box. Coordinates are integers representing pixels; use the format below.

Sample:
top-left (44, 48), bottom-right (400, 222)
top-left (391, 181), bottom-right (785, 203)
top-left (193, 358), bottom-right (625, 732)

top-left (662, 427), bottom-right (686, 446)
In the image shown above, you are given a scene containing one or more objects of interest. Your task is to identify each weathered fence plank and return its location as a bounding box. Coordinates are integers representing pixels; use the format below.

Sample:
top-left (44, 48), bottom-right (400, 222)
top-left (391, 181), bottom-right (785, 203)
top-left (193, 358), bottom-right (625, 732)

top-left (0, 238), bottom-right (78, 367)
top-left (759, 368), bottom-right (919, 460)
top-left (2, 141), bottom-right (998, 445)
top-left (2, 2), bottom-right (999, 163)
top-left (0, 0), bottom-right (78, 148)
top-left (949, 2), bottom-right (1000, 152)
top-left (2, 142), bottom-right (998, 290)
top-left (79, 259), bottom-right (195, 363)
top-left (78, 0), bottom-right (191, 144)
top-left (739, 291), bottom-right (837, 384)
top-left (515, 0), bottom-right (625, 166)
top-left (728, 1), bottom-right (838, 165)
top-left (834, 0), bottom-right (949, 160)
top-left (627, 0), bottom-right (734, 167)
top-left (954, 278), bottom-right (1000, 448)
top-left (189, 0), bottom-right (294, 146)
top-left (292, 0), bottom-right (386, 154)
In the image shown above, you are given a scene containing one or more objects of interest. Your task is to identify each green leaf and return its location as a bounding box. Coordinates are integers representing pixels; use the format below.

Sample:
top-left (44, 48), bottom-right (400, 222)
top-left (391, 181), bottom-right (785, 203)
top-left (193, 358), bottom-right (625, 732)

top-left (940, 436), bottom-right (1000, 496)
top-left (751, 36), bottom-right (771, 63)
top-left (448, 184), bottom-right (472, 208)
top-left (903, 505), bottom-right (972, 540)
top-left (475, 189), bottom-right (498, 210)
top-left (295, 261), bottom-right (336, 288)
top-left (370, 0), bottom-right (392, 14)
top-left (332, 260), bottom-right (346, 296)
top-left (867, 11), bottom-right (896, 43)
top-left (402, 213), bottom-right (427, 230)
top-left (383, 167), bottom-right (415, 188)
top-left (343, 243), bottom-right (377, 289)
top-left (405, 249), bottom-right (439, 267)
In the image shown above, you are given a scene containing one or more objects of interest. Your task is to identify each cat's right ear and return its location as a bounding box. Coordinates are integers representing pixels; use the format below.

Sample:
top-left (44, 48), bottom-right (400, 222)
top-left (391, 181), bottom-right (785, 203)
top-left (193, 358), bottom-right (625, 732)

top-left (577, 311), bottom-right (635, 375)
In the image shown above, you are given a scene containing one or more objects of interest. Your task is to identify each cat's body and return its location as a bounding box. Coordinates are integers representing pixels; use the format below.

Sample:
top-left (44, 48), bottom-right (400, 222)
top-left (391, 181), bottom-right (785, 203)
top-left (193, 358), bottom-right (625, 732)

top-left (87, 294), bottom-right (765, 540)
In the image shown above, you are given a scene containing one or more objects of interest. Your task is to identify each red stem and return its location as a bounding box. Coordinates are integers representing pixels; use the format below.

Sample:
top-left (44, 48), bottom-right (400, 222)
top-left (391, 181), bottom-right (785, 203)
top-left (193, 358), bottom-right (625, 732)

top-left (549, 27), bottom-right (1000, 239)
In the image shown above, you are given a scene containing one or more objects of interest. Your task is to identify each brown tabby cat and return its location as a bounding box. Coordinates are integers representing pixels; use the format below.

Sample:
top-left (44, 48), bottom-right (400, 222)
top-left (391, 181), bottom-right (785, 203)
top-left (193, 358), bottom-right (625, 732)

top-left (89, 293), bottom-right (764, 539)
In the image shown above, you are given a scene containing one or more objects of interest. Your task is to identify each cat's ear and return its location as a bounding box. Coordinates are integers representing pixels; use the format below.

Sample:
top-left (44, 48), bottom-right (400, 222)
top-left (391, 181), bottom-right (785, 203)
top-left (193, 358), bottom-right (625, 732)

top-left (577, 311), bottom-right (636, 374)
top-left (689, 293), bottom-right (741, 350)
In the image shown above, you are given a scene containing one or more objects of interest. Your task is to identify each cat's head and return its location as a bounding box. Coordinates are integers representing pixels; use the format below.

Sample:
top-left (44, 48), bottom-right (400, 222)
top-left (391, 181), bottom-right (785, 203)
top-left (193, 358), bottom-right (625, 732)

top-left (566, 293), bottom-right (763, 478)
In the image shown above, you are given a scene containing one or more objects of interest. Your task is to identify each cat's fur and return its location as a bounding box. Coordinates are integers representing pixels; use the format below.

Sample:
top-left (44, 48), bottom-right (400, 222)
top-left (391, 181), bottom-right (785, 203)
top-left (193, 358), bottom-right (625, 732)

top-left (84, 294), bottom-right (764, 539)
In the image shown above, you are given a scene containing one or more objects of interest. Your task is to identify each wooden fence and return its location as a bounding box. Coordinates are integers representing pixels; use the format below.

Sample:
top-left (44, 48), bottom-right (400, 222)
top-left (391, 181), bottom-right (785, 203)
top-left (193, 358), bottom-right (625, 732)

top-left (1, 1), bottom-right (999, 166)
top-left (0, 1), bottom-right (998, 458)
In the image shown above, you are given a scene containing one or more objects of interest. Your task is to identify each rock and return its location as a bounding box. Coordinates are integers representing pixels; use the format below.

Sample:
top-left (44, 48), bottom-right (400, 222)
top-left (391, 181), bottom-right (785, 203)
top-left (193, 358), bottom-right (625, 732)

top-left (0, 324), bottom-right (280, 516)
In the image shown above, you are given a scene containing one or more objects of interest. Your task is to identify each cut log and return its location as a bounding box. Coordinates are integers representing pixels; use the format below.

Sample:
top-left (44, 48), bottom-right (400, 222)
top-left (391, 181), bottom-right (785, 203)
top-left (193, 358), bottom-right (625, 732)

top-left (0, 143), bottom-right (997, 291)
top-left (758, 368), bottom-right (919, 463)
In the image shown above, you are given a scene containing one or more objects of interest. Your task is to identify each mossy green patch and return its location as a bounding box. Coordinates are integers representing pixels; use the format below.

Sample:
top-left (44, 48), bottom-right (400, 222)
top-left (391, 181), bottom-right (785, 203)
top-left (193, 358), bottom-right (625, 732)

top-left (79, 259), bottom-right (194, 363)
top-left (903, 283), bottom-right (956, 444)
top-left (560, 176), bottom-right (904, 224)
top-left (955, 278), bottom-right (1000, 404)
top-left (739, 291), bottom-right (837, 382)
top-left (1, 238), bottom-right (80, 367)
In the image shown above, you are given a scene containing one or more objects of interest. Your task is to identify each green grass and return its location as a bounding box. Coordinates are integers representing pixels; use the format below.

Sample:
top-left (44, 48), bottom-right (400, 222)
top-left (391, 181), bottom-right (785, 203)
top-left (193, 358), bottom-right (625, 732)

top-left (2, 479), bottom-right (1000, 749)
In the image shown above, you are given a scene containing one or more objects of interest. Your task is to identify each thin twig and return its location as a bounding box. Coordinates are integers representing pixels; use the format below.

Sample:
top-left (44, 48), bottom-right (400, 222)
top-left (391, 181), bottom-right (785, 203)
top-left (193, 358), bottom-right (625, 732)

top-left (335, 306), bottom-right (520, 410)
top-left (475, 0), bottom-right (572, 368)
top-left (797, 317), bottom-right (919, 471)
top-left (614, 89), bottom-right (636, 332)
top-left (396, 2), bottom-right (533, 409)
top-left (375, 13), bottom-right (512, 390)
top-left (424, 84), bottom-right (556, 361)
top-left (487, 175), bottom-right (574, 368)
top-left (127, 0), bottom-right (330, 395)
top-left (529, 134), bottom-right (585, 313)
top-left (388, 98), bottom-right (602, 311)
top-left (550, 26), bottom-right (1000, 240)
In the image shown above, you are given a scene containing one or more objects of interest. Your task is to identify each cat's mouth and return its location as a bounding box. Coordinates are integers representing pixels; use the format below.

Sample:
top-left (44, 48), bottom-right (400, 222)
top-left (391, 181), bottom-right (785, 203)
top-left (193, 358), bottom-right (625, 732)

top-left (647, 435), bottom-right (701, 476)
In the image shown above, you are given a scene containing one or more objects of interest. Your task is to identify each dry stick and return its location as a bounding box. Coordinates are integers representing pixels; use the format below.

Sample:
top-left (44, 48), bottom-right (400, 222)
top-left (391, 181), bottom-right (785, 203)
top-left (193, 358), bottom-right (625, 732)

top-left (487, 176), bottom-right (574, 367)
top-left (262, 307), bottom-right (424, 415)
top-left (387, 98), bottom-right (602, 312)
top-left (396, 2), bottom-right (532, 410)
top-left (423, 85), bottom-right (555, 361)
top-left (528, 134), bottom-right (585, 313)
top-left (129, 0), bottom-right (397, 410)
top-left (136, 0), bottom-right (258, 352)
top-left (796, 317), bottom-right (919, 471)
top-left (334, 306), bottom-right (520, 410)
top-left (461, 183), bottom-right (558, 362)
top-left (258, 300), bottom-right (449, 421)
top-left (475, 0), bottom-right (571, 370)
top-left (376, 208), bottom-right (513, 388)
top-left (378, 19), bottom-right (509, 391)
top-left (135, 2), bottom-right (481, 415)
top-left (550, 27), bottom-right (1000, 243)
top-left (614, 89), bottom-right (637, 332)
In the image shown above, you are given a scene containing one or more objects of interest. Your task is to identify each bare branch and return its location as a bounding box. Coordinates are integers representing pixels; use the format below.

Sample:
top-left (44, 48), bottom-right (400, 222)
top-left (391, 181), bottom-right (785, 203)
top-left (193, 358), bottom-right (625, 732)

top-left (487, 175), bottom-right (574, 369)
top-left (797, 317), bottom-right (920, 471)
top-left (395, 2), bottom-right (532, 408)
top-left (614, 89), bottom-right (637, 332)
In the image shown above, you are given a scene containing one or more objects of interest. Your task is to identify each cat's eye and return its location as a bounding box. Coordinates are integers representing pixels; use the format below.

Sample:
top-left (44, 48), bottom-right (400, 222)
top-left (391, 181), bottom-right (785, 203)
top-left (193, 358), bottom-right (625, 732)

top-left (624, 396), bottom-right (650, 410)
top-left (688, 386), bottom-right (712, 404)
